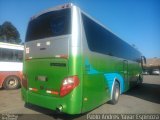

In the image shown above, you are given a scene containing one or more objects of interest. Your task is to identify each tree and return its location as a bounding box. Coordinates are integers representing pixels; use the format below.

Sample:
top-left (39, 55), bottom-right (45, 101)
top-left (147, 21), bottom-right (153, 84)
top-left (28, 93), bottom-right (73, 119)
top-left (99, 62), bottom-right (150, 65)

top-left (0, 21), bottom-right (21, 44)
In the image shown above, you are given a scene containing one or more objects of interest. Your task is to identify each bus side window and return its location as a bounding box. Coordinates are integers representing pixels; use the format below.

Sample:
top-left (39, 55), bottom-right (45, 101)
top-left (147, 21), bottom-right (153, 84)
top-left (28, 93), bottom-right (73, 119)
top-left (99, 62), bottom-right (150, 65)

top-left (1, 48), bottom-right (13, 61)
top-left (18, 51), bottom-right (23, 62)
top-left (2, 48), bottom-right (7, 61)
top-left (0, 48), bottom-right (23, 62)
top-left (13, 49), bottom-right (17, 61)
top-left (13, 50), bottom-right (23, 62)
top-left (6, 49), bottom-right (13, 61)
top-left (0, 48), bottom-right (2, 61)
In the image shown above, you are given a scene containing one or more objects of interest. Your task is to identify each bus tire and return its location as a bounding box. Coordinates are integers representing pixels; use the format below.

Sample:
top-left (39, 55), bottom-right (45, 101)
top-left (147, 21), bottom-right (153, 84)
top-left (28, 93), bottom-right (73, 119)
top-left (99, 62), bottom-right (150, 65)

top-left (110, 81), bottom-right (120, 105)
top-left (137, 75), bottom-right (143, 86)
top-left (3, 76), bottom-right (21, 90)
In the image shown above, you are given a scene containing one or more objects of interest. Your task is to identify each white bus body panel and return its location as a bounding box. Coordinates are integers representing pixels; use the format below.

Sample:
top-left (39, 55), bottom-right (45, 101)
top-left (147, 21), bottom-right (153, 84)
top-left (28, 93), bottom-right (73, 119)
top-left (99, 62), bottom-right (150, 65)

top-left (0, 62), bottom-right (23, 71)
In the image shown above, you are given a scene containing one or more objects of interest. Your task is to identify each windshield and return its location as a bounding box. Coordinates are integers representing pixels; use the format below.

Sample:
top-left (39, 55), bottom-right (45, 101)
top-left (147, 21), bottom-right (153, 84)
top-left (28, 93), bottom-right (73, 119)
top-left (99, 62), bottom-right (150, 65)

top-left (25, 8), bottom-right (71, 42)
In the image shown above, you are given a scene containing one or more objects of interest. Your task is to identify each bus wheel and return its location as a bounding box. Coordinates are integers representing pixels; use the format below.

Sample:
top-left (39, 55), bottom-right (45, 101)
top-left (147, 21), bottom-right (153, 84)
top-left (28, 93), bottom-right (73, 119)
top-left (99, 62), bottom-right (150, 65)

top-left (3, 76), bottom-right (21, 90)
top-left (137, 75), bottom-right (143, 86)
top-left (110, 81), bottom-right (120, 105)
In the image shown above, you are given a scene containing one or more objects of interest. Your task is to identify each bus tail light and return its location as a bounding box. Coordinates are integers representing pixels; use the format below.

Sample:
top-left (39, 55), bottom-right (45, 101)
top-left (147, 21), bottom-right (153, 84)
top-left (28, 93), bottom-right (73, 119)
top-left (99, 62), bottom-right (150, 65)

top-left (22, 74), bottom-right (28, 89)
top-left (29, 87), bottom-right (38, 92)
top-left (46, 90), bottom-right (59, 95)
top-left (60, 76), bottom-right (79, 97)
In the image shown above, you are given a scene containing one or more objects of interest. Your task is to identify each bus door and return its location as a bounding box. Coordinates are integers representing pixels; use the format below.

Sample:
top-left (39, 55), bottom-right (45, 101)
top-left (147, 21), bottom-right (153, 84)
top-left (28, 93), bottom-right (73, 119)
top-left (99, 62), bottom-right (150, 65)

top-left (123, 60), bottom-right (129, 90)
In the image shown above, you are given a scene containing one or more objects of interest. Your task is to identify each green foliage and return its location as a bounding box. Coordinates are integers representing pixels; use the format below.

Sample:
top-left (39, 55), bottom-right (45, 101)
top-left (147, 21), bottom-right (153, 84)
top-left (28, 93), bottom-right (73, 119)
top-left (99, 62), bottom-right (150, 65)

top-left (0, 21), bottom-right (21, 44)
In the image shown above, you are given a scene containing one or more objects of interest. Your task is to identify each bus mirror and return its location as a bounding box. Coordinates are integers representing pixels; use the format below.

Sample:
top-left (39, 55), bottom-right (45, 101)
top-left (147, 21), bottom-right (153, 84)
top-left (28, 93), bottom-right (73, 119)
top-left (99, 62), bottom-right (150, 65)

top-left (144, 56), bottom-right (146, 64)
top-left (141, 56), bottom-right (146, 70)
top-left (142, 56), bottom-right (146, 64)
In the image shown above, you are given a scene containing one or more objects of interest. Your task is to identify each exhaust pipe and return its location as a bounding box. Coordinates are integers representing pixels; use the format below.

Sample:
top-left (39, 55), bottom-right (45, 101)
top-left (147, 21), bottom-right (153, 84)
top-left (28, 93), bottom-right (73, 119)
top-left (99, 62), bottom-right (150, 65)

top-left (56, 105), bottom-right (63, 113)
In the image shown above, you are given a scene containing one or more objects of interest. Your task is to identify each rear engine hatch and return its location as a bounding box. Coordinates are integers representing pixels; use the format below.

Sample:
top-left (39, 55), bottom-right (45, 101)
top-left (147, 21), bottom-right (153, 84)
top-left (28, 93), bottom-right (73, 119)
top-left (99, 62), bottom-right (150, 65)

top-left (26, 58), bottom-right (68, 97)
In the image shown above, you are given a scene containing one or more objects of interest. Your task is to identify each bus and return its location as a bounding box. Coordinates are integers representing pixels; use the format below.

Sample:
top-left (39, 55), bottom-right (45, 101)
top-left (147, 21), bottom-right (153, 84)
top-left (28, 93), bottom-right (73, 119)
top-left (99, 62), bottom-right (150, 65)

top-left (21, 3), bottom-right (146, 114)
top-left (0, 42), bottom-right (24, 89)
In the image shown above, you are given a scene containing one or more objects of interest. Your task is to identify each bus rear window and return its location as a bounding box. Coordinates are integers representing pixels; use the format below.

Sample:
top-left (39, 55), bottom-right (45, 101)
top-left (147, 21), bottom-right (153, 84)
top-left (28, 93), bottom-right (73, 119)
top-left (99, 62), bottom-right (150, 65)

top-left (26, 8), bottom-right (71, 41)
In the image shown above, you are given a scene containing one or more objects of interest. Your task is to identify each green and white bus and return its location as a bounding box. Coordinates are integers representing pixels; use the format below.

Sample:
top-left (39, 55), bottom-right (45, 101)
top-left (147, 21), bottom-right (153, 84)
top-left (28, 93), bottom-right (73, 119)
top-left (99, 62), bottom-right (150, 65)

top-left (21, 3), bottom-right (146, 114)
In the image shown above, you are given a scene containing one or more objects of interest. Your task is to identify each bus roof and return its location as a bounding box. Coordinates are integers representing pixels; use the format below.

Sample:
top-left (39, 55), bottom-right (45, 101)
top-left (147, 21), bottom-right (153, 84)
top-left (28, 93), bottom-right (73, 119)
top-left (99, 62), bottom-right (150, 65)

top-left (0, 42), bottom-right (24, 50)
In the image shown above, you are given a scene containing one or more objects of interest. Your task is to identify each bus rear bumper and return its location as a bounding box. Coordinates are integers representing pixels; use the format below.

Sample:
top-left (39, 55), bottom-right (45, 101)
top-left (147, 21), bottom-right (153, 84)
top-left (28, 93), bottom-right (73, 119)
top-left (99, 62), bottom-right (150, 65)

top-left (21, 88), bottom-right (81, 114)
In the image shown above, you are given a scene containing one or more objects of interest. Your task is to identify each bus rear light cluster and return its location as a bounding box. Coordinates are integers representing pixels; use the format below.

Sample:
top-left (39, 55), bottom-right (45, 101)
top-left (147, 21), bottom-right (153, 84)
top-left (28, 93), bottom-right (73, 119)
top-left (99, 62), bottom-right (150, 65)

top-left (29, 87), bottom-right (38, 92)
top-left (60, 76), bottom-right (79, 97)
top-left (22, 74), bottom-right (28, 89)
top-left (55, 54), bottom-right (68, 59)
top-left (46, 90), bottom-right (59, 95)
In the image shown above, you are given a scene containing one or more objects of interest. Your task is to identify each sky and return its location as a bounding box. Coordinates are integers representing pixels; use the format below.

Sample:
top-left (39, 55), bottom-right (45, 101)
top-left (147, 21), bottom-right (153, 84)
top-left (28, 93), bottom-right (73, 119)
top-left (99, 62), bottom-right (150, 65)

top-left (0, 0), bottom-right (160, 58)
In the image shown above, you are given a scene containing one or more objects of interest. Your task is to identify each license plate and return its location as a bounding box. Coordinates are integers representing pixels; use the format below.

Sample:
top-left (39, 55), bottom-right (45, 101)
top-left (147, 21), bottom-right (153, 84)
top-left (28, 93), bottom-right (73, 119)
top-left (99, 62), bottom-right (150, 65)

top-left (37, 76), bottom-right (47, 81)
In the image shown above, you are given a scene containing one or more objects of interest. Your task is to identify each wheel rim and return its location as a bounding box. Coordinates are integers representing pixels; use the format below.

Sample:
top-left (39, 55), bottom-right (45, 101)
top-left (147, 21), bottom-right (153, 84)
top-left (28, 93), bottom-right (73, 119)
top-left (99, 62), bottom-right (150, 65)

top-left (7, 77), bottom-right (18, 88)
top-left (115, 83), bottom-right (119, 101)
